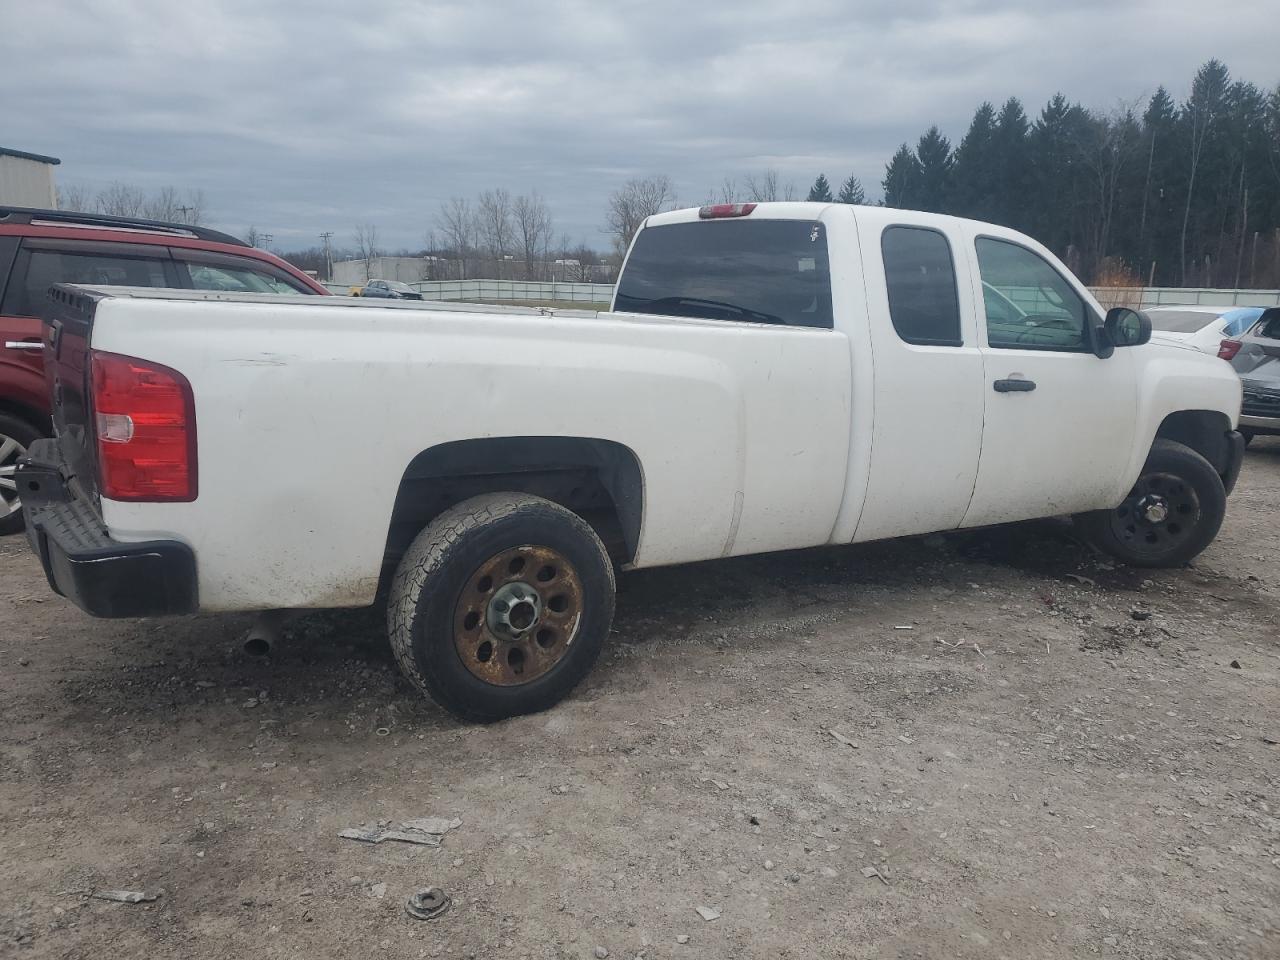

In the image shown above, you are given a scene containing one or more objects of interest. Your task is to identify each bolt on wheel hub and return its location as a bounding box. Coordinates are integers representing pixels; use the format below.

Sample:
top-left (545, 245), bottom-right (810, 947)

top-left (486, 581), bottom-right (542, 639)
top-left (1136, 494), bottom-right (1169, 524)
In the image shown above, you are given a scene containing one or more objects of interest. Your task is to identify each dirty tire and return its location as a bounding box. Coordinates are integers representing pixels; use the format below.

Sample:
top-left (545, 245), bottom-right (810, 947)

top-left (388, 493), bottom-right (615, 723)
top-left (1076, 439), bottom-right (1226, 568)
top-left (0, 413), bottom-right (43, 537)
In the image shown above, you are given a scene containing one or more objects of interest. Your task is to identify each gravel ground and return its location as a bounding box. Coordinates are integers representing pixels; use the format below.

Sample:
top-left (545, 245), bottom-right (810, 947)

top-left (2, 441), bottom-right (1278, 959)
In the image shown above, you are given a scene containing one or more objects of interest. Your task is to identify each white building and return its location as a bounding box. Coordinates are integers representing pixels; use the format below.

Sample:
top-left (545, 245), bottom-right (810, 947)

top-left (0, 147), bottom-right (60, 208)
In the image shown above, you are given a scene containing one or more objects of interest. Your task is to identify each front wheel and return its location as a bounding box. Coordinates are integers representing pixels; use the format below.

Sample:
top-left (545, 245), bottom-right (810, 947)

top-left (388, 493), bottom-right (615, 722)
top-left (1076, 439), bottom-right (1226, 568)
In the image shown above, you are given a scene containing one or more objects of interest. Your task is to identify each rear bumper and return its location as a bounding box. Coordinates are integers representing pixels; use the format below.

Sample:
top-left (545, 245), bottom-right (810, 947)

top-left (18, 440), bottom-right (197, 618)
top-left (1239, 413), bottom-right (1280, 434)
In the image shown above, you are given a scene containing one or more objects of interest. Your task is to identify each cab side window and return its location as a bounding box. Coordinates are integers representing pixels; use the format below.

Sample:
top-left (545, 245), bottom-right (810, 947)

top-left (880, 226), bottom-right (962, 346)
top-left (977, 238), bottom-right (1091, 351)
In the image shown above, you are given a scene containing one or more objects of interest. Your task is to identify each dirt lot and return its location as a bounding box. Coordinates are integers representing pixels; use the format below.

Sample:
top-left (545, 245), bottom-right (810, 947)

top-left (2, 444), bottom-right (1278, 960)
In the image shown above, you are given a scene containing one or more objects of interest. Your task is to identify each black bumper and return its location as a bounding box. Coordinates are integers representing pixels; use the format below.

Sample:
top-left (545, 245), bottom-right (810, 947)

top-left (1223, 430), bottom-right (1245, 496)
top-left (18, 440), bottom-right (197, 618)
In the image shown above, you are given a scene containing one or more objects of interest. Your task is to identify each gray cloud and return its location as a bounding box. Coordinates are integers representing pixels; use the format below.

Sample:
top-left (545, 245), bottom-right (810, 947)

top-left (3, 0), bottom-right (1276, 250)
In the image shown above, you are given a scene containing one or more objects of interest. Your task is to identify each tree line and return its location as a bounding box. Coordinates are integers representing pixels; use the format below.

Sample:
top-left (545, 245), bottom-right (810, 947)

top-left (874, 60), bottom-right (1280, 288)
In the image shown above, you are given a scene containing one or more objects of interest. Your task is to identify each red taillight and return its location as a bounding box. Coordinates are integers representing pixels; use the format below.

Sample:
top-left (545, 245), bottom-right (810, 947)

top-left (1218, 339), bottom-right (1242, 361)
top-left (91, 351), bottom-right (197, 501)
top-left (698, 202), bottom-right (757, 219)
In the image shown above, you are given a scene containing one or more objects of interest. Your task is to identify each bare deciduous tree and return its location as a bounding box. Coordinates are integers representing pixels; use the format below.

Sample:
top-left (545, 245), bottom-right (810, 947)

top-left (95, 182), bottom-right (146, 217)
top-left (244, 226), bottom-right (262, 248)
top-left (476, 189), bottom-right (515, 277)
top-left (605, 174), bottom-right (675, 255)
top-left (56, 183), bottom-right (92, 212)
top-left (744, 169), bottom-right (797, 202)
top-left (437, 197), bottom-right (478, 279)
top-left (354, 223), bottom-right (381, 281)
top-left (513, 192), bottom-right (553, 280)
top-left (143, 186), bottom-right (207, 225)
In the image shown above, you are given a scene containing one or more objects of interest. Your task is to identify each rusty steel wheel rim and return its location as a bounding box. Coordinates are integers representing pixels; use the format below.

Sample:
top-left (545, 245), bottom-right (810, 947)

top-left (453, 544), bottom-right (585, 686)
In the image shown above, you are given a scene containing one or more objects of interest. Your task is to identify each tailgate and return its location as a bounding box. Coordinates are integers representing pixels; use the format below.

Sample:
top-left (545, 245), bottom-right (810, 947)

top-left (43, 284), bottom-right (105, 500)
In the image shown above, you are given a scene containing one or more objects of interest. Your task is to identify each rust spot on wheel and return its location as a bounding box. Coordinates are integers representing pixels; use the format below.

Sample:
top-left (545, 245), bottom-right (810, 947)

top-left (453, 545), bottom-right (585, 687)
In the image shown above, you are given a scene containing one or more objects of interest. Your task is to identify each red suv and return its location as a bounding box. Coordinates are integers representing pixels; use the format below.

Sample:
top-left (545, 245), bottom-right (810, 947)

top-left (0, 206), bottom-right (328, 533)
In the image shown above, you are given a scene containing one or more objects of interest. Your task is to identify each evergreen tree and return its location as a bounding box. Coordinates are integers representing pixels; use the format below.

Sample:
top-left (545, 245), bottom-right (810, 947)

top-left (993, 97), bottom-right (1032, 230)
top-left (915, 126), bottom-right (954, 213)
top-left (807, 174), bottom-right (834, 202)
top-left (837, 173), bottom-right (865, 204)
top-left (882, 144), bottom-right (922, 208)
top-left (951, 102), bottom-right (999, 218)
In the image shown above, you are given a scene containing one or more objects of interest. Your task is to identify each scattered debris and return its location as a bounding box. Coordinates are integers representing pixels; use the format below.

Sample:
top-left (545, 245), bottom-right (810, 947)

top-left (400, 817), bottom-right (462, 835)
top-left (699, 777), bottom-right (730, 791)
top-left (897, 735), bottom-right (914, 745)
top-left (1262, 736), bottom-right (1278, 746)
top-left (893, 625), bottom-right (913, 631)
top-left (695, 905), bottom-right (721, 921)
top-left (375, 727), bottom-right (391, 737)
top-left (594, 947), bottom-right (609, 959)
top-left (676, 934), bottom-right (690, 944)
top-left (1230, 660), bottom-right (1241, 669)
top-left (655, 718), bottom-right (678, 727)
top-left (404, 887), bottom-right (450, 921)
top-left (339, 826), bottom-right (441, 846)
top-left (763, 859), bottom-right (775, 871)
top-left (972, 642), bottom-right (986, 658)
top-left (370, 882), bottom-right (387, 899)
top-left (860, 866), bottom-right (890, 886)
top-left (827, 729), bottom-right (858, 748)
top-left (1065, 574), bottom-right (1098, 587)
top-left (1130, 609), bottom-right (1152, 621)
top-left (91, 890), bottom-right (158, 904)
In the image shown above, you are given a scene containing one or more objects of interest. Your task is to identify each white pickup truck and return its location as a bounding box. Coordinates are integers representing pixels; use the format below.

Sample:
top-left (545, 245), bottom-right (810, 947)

top-left (17, 202), bottom-right (1244, 721)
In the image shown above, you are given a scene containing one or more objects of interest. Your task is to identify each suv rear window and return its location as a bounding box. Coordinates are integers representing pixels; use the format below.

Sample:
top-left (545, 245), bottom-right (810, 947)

top-left (614, 220), bottom-right (833, 329)
top-left (5, 248), bottom-right (167, 317)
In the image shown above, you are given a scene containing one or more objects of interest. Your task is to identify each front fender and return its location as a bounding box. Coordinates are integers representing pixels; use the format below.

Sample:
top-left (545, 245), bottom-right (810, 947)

top-left (1123, 342), bottom-right (1241, 491)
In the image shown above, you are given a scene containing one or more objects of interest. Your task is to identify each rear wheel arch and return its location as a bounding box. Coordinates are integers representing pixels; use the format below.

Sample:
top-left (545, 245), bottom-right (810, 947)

top-left (0, 398), bottom-right (50, 436)
top-left (380, 436), bottom-right (644, 586)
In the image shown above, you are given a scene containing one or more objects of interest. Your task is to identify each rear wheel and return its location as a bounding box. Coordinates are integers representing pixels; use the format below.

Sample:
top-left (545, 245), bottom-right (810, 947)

top-left (0, 414), bottom-right (42, 536)
top-left (388, 493), bottom-right (615, 722)
top-left (1077, 439), bottom-right (1226, 568)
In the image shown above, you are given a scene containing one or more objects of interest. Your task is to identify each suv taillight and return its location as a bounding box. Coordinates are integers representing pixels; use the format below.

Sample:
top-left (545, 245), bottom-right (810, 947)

top-left (91, 351), bottom-right (197, 501)
top-left (1218, 339), bottom-right (1242, 361)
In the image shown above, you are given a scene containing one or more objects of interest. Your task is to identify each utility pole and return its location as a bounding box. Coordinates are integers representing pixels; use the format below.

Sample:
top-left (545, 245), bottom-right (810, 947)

top-left (320, 232), bottom-right (334, 281)
top-left (259, 233), bottom-right (273, 251)
top-left (175, 204), bottom-right (193, 223)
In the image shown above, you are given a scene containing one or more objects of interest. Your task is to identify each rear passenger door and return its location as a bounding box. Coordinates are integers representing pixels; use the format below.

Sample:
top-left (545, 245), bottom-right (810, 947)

top-left (851, 215), bottom-right (987, 542)
top-left (960, 232), bottom-right (1136, 526)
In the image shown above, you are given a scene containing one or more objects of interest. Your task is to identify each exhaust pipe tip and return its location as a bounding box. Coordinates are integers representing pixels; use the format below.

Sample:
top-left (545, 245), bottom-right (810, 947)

top-left (243, 634), bottom-right (272, 657)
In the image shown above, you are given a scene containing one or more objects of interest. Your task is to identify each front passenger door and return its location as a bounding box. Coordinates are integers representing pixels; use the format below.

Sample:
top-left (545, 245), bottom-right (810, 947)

top-left (961, 234), bottom-right (1136, 527)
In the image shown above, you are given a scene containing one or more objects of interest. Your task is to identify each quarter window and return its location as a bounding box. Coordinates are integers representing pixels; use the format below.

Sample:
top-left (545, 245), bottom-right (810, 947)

top-left (179, 259), bottom-right (310, 295)
top-left (880, 226), bottom-right (962, 346)
top-left (977, 238), bottom-right (1090, 351)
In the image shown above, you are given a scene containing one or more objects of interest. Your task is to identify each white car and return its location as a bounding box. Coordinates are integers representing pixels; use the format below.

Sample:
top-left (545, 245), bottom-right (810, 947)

top-left (1145, 305), bottom-right (1263, 355)
top-left (20, 202), bottom-right (1245, 721)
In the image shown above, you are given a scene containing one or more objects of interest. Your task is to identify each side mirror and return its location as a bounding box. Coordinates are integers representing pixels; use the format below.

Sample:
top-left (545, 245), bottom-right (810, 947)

top-left (1104, 307), bottom-right (1151, 349)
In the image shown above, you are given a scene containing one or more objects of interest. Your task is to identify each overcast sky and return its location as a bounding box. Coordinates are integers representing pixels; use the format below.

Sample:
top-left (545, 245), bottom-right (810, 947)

top-left (3, 0), bottom-right (1277, 252)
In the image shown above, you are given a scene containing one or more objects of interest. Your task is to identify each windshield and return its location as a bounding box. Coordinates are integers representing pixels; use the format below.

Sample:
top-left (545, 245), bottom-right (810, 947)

top-left (615, 219), bottom-right (833, 328)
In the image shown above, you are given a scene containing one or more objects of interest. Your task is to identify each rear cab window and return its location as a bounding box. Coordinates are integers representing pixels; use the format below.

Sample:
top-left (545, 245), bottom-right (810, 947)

top-left (615, 219), bottom-right (833, 328)
top-left (880, 226), bottom-right (962, 346)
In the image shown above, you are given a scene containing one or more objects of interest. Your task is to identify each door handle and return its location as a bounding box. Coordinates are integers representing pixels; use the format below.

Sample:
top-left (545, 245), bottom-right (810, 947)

top-left (4, 341), bottom-right (43, 351)
top-left (993, 378), bottom-right (1036, 393)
